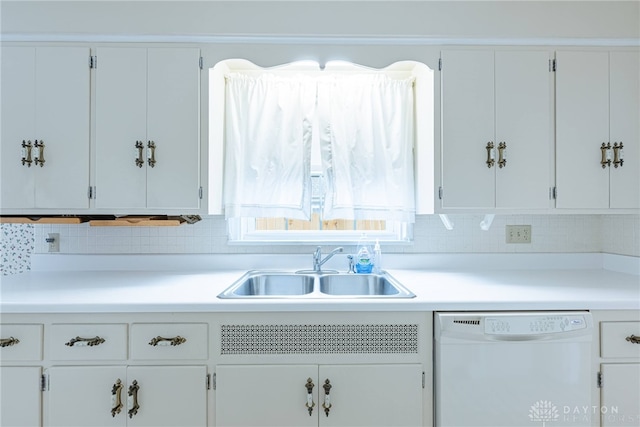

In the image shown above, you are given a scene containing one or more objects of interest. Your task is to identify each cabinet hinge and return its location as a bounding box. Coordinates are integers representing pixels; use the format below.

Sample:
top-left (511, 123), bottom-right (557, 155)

top-left (438, 187), bottom-right (443, 200)
top-left (41, 374), bottom-right (48, 392)
top-left (199, 56), bottom-right (204, 70)
top-left (438, 57), bottom-right (442, 71)
top-left (199, 186), bottom-right (203, 200)
top-left (422, 371), bottom-right (425, 389)
top-left (90, 55), bottom-right (97, 69)
top-left (597, 371), bottom-right (603, 388)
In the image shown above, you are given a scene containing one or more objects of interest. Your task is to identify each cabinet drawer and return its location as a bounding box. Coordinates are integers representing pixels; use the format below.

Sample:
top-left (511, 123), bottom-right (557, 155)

top-left (50, 324), bottom-right (127, 360)
top-left (130, 323), bottom-right (208, 360)
top-left (0, 324), bottom-right (43, 361)
top-left (601, 321), bottom-right (640, 358)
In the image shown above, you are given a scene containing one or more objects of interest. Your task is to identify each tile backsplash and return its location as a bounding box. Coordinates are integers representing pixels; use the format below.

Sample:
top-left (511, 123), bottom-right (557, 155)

top-left (1, 214), bottom-right (638, 275)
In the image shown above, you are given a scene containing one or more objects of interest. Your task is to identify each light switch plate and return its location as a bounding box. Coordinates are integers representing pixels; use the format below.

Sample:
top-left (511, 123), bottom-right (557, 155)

top-left (506, 225), bottom-right (531, 244)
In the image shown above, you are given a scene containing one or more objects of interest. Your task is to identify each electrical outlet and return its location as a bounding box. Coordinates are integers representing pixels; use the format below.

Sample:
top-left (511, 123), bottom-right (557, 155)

top-left (506, 225), bottom-right (531, 244)
top-left (47, 233), bottom-right (60, 252)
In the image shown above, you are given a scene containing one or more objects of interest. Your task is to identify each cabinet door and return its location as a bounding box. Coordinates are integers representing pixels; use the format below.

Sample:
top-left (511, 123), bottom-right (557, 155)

top-left (1, 47), bottom-right (36, 209)
top-left (1, 47), bottom-right (89, 210)
top-left (34, 47), bottom-right (90, 209)
top-left (47, 366), bottom-right (126, 427)
top-left (215, 365), bottom-right (317, 427)
top-left (600, 364), bottom-right (640, 427)
top-left (609, 51), bottom-right (640, 209)
top-left (0, 366), bottom-right (42, 427)
top-left (127, 366), bottom-right (207, 427)
top-left (556, 51), bottom-right (610, 208)
top-left (318, 364), bottom-right (422, 427)
top-left (95, 48), bottom-right (148, 209)
top-left (441, 50), bottom-right (495, 208)
top-left (146, 48), bottom-right (200, 210)
top-left (494, 51), bottom-right (552, 208)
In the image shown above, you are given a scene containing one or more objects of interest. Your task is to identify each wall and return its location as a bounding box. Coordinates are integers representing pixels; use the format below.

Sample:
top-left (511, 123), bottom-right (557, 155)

top-left (2, 214), bottom-right (639, 274)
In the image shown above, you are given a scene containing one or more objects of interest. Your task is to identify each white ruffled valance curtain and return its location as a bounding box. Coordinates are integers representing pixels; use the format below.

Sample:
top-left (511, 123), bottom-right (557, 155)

top-left (317, 74), bottom-right (416, 222)
top-left (223, 73), bottom-right (316, 219)
top-left (223, 72), bottom-right (416, 223)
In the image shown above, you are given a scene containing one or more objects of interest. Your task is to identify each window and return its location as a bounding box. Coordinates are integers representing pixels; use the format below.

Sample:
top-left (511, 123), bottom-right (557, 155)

top-left (209, 59), bottom-right (434, 243)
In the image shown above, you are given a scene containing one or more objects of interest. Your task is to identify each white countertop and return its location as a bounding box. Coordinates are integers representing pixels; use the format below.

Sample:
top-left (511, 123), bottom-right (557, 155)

top-left (1, 253), bottom-right (639, 313)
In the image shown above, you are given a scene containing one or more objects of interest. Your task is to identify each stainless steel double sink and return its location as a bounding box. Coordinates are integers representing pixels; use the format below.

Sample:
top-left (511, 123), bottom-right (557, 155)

top-left (218, 270), bottom-right (415, 299)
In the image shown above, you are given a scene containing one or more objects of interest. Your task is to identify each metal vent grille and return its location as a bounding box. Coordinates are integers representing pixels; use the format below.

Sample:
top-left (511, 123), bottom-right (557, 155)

top-left (220, 324), bottom-right (418, 355)
top-left (453, 319), bottom-right (481, 326)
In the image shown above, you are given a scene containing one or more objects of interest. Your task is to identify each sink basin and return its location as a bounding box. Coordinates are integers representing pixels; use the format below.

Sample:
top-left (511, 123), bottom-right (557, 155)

top-left (319, 274), bottom-right (414, 297)
top-left (218, 271), bottom-right (314, 298)
top-left (218, 271), bottom-right (414, 299)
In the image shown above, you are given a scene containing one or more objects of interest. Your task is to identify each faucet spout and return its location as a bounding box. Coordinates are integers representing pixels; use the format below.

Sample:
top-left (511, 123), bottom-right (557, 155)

top-left (313, 246), bottom-right (343, 272)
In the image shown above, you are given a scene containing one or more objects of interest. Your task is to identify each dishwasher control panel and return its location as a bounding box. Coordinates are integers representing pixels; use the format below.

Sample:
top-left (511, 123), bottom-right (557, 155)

top-left (484, 314), bottom-right (589, 335)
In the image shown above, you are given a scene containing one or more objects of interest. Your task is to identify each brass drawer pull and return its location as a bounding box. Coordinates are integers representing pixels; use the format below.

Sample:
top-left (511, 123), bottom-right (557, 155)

top-left (148, 335), bottom-right (186, 346)
top-left (498, 142), bottom-right (507, 168)
top-left (34, 140), bottom-right (45, 167)
top-left (613, 142), bottom-right (624, 168)
top-left (305, 378), bottom-right (315, 416)
top-left (0, 337), bottom-right (20, 347)
top-left (127, 380), bottom-right (140, 418)
top-left (21, 140), bottom-right (33, 167)
top-left (626, 334), bottom-right (640, 344)
top-left (111, 379), bottom-right (123, 417)
top-left (65, 336), bottom-right (106, 347)
top-left (147, 141), bottom-right (156, 168)
top-left (322, 379), bottom-right (332, 417)
top-left (135, 141), bottom-right (145, 168)
top-left (600, 142), bottom-right (612, 168)
top-left (485, 141), bottom-right (495, 168)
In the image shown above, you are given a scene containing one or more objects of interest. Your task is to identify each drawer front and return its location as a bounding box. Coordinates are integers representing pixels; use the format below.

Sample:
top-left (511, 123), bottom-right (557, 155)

top-left (130, 323), bottom-right (208, 360)
top-left (0, 324), bottom-right (43, 361)
top-left (601, 321), bottom-right (640, 358)
top-left (50, 324), bottom-right (127, 361)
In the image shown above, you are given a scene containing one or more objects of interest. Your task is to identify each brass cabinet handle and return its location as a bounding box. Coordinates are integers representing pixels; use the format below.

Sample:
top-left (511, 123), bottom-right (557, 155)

top-left (613, 142), bottom-right (624, 168)
top-left (147, 141), bottom-right (156, 168)
top-left (0, 337), bottom-right (20, 347)
top-left (148, 335), bottom-right (186, 346)
top-left (34, 140), bottom-right (45, 167)
top-left (111, 379), bottom-right (123, 417)
top-left (498, 142), bottom-right (507, 169)
top-left (65, 336), bottom-right (106, 347)
top-left (21, 140), bottom-right (33, 167)
top-left (305, 378), bottom-right (315, 416)
top-left (626, 334), bottom-right (640, 344)
top-left (600, 142), bottom-right (612, 168)
top-left (322, 379), bottom-right (332, 417)
top-left (485, 141), bottom-right (495, 168)
top-left (135, 141), bottom-right (145, 168)
top-left (127, 380), bottom-right (140, 418)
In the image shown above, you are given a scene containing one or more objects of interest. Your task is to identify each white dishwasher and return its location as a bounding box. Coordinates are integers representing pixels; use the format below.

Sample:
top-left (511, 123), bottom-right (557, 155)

top-left (435, 311), bottom-right (593, 427)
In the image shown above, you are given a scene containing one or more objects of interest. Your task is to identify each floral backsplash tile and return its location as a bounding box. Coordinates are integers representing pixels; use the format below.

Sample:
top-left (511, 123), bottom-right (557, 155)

top-left (1, 224), bottom-right (34, 275)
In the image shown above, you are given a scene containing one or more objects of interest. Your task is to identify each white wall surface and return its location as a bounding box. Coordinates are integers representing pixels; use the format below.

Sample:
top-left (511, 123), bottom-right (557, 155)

top-left (2, 1), bottom-right (638, 41)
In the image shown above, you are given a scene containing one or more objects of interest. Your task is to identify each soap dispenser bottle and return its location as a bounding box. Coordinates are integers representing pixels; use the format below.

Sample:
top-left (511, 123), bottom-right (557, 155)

top-left (373, 239), bottom-right (382, 274)
top-left (355, 234), bottom-right (373, 274)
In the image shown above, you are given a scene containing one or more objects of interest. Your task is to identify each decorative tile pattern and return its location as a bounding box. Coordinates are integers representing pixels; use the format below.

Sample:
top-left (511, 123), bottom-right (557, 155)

top-left (1, 224), bottom-right (34, 275)
top-left (220, 324), bottom-right (419, 355)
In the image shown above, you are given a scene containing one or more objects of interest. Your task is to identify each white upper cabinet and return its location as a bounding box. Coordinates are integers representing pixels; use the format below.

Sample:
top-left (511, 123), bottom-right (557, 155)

top-left (1, 47), bottom-right (90, 211)
top-left (440, 50), bottom-right (552, 210)
top-left (556, 50), bottom-right (640, 209)
top-left (94, 47), bottom-right (201, 211)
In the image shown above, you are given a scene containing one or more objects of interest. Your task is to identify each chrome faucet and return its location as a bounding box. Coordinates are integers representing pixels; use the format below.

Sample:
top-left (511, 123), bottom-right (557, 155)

top-left (312, 246), bottom-right (343, 272)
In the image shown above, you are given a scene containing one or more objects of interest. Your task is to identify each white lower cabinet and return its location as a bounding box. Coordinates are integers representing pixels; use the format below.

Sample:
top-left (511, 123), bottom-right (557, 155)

top-left (594, 312), bottom-right (640, 427)
top-left (0, 366), bottom-right (42, 427)
top-left (46, 365), bottom-right (207, 427)
top-left (215, 364), bottom-right (423, 427)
